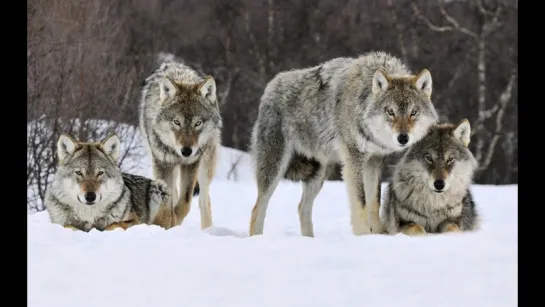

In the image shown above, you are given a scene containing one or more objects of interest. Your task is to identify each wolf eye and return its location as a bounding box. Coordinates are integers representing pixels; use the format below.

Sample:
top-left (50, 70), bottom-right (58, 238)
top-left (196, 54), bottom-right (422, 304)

top-left (173, 120), bottom-right (180, 126)
top-left (386, 109), bottom-right (395, 116)
top-left (75, 171), bottom-right (83, 176)
top-left (195, 121), bottom-right (202, 127)
top-left (97, 171), bottom-right (104, 176)
top-left (410, 110), bottom-right (418, 116)
top-left (424, 154), bottom-right (433, 162)
top-left (446, 157), bottom-right (455, 164)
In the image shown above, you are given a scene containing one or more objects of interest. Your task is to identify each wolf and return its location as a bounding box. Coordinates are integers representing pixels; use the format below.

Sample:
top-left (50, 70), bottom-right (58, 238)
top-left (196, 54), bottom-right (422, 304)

top-left (249, 51), bottom-right (439, 237)
top-left (381, 119), bottom-right (480, 236)
top-left (139, 60), bottom-right (222, 230)
top-left (44, 133), bottom-right (174, 232)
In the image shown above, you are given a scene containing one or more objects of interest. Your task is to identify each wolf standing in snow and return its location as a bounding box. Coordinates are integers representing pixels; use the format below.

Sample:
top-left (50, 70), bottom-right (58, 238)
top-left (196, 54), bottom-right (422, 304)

top-left (381, 119), bottom-right (480, 236)
top-left (249, 51), bottom-right (439, 237)
top-left (139, 61), bottom-right (222, 229)
top-left (45, 133), bottom-right (173, 232)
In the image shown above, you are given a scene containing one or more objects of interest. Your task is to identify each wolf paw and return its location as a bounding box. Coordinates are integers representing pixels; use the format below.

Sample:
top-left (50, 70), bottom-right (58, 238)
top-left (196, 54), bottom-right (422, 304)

top-left (352, 222), bottom-right (372, 236)
top-left (368, 214), bottom-right (384, 234)
top-left (401, 223), bottom-right (427, 236)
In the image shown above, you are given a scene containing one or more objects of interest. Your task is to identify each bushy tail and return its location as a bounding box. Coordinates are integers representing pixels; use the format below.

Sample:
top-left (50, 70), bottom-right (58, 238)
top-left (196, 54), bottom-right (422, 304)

top-left (149, 179), bottom-right (171, 207)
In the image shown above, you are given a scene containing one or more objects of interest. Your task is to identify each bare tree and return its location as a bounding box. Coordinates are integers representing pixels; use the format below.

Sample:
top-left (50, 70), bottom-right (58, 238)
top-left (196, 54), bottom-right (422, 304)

top-left (28, 0), bottom-right (518, 204)
top-left (412, 0), bottom-right (517, 180)
top-left (27, 0), bottom-right (148, 212)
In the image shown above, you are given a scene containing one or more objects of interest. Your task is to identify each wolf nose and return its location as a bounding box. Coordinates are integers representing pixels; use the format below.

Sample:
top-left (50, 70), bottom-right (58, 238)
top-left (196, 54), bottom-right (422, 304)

top-left (84, 192), bottom-right (96, 203)
top-left (397, 134), bottom-right (409, 145)
top-left (181, 147), bottom-right (193, 157)
top-left (433, 180), bottom-right (445, 191)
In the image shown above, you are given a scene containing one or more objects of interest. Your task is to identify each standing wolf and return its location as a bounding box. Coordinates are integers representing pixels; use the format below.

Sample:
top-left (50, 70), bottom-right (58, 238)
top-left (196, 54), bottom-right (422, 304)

top-left (381, 119), bottom-right (480, 236)
top-left (139, 61), bottom-right (222, 229)
top-left (45, 133), bottom-right (173, 232)
top-left (249, 51), bottom-right (439, 237)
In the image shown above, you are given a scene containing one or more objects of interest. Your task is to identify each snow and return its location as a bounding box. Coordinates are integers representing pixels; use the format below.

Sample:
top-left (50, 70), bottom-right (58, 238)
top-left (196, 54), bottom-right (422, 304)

top-left (28, 181), bottom-right (517, 307)
top-left (27, 119), bottom-right (517, 307)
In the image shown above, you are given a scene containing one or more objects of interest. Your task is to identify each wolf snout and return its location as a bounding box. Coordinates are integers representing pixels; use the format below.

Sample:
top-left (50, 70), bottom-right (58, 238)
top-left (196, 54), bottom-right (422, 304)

top-left (397, 134), bottom-right (409, 146)
top-left (84, 192), bottom-right (97, 204)
top-left (181, 147), bottom-right (193, 157)
top-left (433, 180), bottom-right (445, 192)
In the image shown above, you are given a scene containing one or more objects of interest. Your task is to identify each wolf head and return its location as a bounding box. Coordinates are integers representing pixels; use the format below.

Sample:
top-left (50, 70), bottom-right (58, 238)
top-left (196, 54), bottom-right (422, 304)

top-left (367, 68), bottom-right (438, 150)
top-left (397, 119), bottom-right (478, 194)
top-left (54, 133), bottom-right (124, 206)
top-left (153, 76), bottom-right (222, 159)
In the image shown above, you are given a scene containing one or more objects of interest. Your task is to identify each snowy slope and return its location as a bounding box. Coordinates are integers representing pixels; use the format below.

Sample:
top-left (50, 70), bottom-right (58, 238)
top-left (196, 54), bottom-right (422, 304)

top-left (28, 182), bottom-right (517, 307)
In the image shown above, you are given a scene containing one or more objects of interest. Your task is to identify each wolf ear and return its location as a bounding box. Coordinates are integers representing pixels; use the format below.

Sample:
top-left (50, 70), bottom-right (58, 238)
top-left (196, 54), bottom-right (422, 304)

top-left (372, 68), bottom-right (390, 95)
top-left (414, 69), bottom-right (432, 99)
top-left (100, 134), bottom-right (120, 162)
top-left (159, 77), bottom-right (178, 104)
top-left (57, 134), bottom-right (77, 163)
top-left (453, 119), bottom-right (471, 147)
top-left (198, 76), bottom-right (217, 103)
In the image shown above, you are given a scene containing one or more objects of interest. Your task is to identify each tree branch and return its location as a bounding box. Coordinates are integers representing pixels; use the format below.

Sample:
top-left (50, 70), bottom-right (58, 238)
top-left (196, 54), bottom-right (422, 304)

top-left (476, 68), bottom-right (517, 171)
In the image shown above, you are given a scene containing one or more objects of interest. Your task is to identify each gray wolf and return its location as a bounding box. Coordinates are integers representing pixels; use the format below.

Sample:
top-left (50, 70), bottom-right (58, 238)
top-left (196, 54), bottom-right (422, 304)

top-left (44, 133), bottom-right (174, 232)
top-left (249, 51), bottom-right (438, 237)
top-left (139, 61), bottom-right (222, 230)
top-left (381, 119), bottom-right (480, 236)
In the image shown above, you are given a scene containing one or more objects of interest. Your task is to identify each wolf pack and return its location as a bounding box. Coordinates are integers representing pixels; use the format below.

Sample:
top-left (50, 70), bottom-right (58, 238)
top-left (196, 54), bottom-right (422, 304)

top-left (44, 51), bottom-right (480, 237)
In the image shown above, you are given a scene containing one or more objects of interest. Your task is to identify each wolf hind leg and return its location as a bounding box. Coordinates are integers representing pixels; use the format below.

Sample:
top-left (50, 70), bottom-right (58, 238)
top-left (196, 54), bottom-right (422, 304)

top-left (298, 164), bottom-right (327, 237)
top-left (249, 133), bottom-right (292, 236)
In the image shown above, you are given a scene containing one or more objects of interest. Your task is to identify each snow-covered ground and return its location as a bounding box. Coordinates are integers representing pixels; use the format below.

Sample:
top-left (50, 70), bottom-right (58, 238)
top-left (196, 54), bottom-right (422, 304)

top-left (28, 183), bottom-right (517, 307)
top-left (27, 120), bottom-right (517, 307)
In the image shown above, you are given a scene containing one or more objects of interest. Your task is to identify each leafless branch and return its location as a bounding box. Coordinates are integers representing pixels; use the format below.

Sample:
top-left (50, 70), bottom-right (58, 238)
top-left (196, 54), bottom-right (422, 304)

top-left (227, 154), bottom-right (244, 181)
top-left (387, 0), bottom-right (408, 63)
top-left (476, 68), bottom-right (517, 171)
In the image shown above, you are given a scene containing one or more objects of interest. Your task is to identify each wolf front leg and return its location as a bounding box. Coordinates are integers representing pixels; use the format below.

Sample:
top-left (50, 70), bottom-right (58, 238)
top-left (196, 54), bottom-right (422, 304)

top-left (173, 162), bottom-right (200, 226)
top-left (196, 150), bottom-right (217, 230)
top-left (152, 160), bottom-right (177, 204)
top-left (361, 154), bottom-right (385, 234)
top-left (341, 145), bottom-right (371, 235)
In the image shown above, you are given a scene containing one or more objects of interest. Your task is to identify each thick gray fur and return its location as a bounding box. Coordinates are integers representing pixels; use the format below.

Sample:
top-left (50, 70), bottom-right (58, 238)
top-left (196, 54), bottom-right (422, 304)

top-left (139, 60), bottom-right (222, 229)
top-left (249, 51), bottom-right (439, 237)
top-left (381, 121), bottom-right (480, 235)
top-left (45, 134), bottom-right (171, 232)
